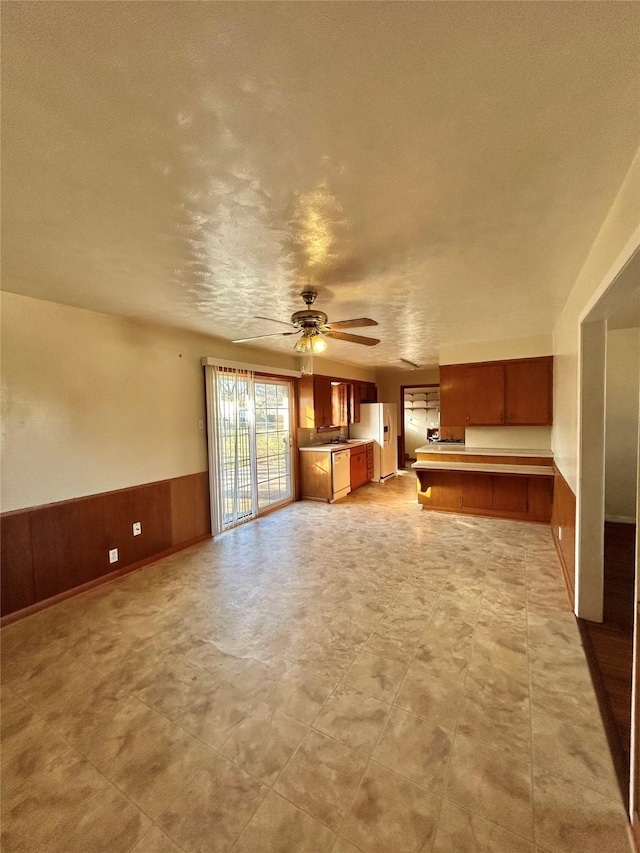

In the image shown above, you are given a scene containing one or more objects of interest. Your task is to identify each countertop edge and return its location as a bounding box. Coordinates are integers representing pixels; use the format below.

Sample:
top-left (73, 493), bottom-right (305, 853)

top-left (299, 440), bottom-right (373, 453)
top-left (414, 445), bottom-right (553, 458)
top-left (411, 461), bottom-right (554, 476)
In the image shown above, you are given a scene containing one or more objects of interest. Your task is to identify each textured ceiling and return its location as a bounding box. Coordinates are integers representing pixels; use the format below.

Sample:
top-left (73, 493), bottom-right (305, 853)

top-left (2, 2), bottom-right (639, 367)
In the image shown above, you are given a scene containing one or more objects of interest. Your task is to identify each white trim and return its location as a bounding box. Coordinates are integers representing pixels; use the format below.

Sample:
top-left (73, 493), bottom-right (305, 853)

top-left (201, 356), bottom-right (301, 378)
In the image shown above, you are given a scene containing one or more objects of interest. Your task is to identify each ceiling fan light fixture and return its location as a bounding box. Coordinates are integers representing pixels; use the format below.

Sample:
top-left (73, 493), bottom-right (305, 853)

top-left (294, 328), bottom-right (327, 354)
top-left (310, 332), bottom-right (327, 353)
top-left (294, 333), bottom-right (312, 354)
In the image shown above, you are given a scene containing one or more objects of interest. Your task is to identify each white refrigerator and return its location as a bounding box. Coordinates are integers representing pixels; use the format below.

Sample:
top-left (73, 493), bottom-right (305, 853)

top-left (350, 402), bottom-right (398, 482)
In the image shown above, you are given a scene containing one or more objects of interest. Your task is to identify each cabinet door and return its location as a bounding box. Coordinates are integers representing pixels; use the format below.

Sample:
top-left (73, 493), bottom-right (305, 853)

top-left (439, 365), bottom-right (467, 439)
top-left (314, 376), bottom-right (333, 428)
top-left (466, 364), bottom-right (505, 425)
top-left (461, 474), bottom-right (493, 510)
top-left (359, 382), bottom-right (377, 403)
top-left (505, 358), bottom-right (552, 425)
top-left (331, 383), bottom-right (349, 426)
top-left (350, 448), bottom-right (368, 489)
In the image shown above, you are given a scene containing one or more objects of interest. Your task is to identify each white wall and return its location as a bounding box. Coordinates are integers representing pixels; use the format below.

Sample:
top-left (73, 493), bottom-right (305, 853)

top-left (553, 147), bottom-right (640, 492)
top-left (375, 366), bottom-right (440, 406)
top-left (0, 292), bottom-right (300, 512)
top-left (605, 326), bottom-right (640, 521)
top-left (439, 334), bottom-right (552, 366)
top-left (465, 427), bottom-right (552, 451)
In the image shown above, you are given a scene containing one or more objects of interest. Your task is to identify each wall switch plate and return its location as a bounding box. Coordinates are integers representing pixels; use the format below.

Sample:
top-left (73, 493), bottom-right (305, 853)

top-left (109, 548), bottom-right (119, 563)
top-left (132, 522), bottom-right (141, 536)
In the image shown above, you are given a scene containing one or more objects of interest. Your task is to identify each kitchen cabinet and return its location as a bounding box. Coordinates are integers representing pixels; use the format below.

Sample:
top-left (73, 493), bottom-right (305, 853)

top-left (298, 376), bottom-right (377, 430)
top-left (505, 358), bottom-right (552, 425)
top-left (439, 356), bottom-right (553, 432)
top-left (299, 448), bottom-right (352, 502)
top-left (416, 470), bottom-right (552, 522)
top-left (350, 444), bottom-right (371, 490)
top-left (439, 365), bottom-right (467, 440)
top-left (298, 375), bottom-right (334, 429)
top-left (466, 363), bottom-right (505, 425)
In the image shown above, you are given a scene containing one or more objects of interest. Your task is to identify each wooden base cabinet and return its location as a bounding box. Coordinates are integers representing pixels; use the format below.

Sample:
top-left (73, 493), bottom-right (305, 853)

top-left (350, 444), bottom-right (370, 491)
top-left (416, 470), bottom-right (552, 523)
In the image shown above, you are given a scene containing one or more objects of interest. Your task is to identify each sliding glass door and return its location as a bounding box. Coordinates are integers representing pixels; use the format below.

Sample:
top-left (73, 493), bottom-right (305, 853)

top-left (254, 380), bottom-right (293, 512)
top-left (208, 367), bottom-right (293, 532)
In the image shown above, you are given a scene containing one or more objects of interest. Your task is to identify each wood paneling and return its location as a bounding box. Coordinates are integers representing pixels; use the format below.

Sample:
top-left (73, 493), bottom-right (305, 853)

top-left (551, 466), bottom-right (576, 602)
top-left (1, 471), bottom-right (212, 619)
top-left (31, 495), bottom-right (109, 601)
top-left (1, 514), bottom-right (35, 616)
top-left (527, 476), bottom-right (554, 522)
top-left (170, 473), bottom-right (210, 546)
top-left (466, 363), bottom-right (505, 425)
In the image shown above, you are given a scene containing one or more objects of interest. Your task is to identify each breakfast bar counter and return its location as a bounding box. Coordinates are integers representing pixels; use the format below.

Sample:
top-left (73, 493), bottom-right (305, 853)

top-left (412, 444), bottom-right (553, 522)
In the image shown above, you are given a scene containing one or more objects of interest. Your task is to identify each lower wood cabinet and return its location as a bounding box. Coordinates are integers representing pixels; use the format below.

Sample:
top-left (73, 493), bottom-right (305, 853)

top-left (416, 470), bottom-right (552, 523)
top-left (350, 445), bottom-right (369, 491)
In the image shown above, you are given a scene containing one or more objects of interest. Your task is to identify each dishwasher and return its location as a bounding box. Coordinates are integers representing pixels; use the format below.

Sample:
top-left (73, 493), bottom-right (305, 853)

top-left (331, 449), bottom-right (352, 501)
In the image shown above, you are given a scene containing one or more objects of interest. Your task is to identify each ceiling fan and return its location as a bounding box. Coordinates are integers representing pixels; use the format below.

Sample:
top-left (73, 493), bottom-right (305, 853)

top-left (232, 290), bottom-right (380, 354)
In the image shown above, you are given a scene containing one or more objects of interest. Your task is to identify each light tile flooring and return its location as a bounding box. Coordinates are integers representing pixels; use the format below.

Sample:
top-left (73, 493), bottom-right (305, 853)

top-left (1, 473), bottom-right (633, 853)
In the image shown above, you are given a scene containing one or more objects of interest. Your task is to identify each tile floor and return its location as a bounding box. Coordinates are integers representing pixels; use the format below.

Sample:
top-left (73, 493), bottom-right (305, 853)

top-left (1, 473), bottom-right (633, 852)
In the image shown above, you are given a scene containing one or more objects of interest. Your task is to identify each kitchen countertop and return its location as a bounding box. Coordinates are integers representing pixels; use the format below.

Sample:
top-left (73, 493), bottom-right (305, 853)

top-left (299, 439), bottom-right (372, 453)
top-left (414, 444), bottom-right (553, 458)
top-left (412, 460), bottom-right (553, 476)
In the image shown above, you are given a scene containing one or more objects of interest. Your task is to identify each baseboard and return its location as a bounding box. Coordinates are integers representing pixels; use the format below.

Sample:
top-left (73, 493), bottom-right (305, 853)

top-left (0, 534), bottom-right (212, 627)
top-left (551, 524), bottom-right (575, 610)
top-left (632, 811), bottom-right (640, 852)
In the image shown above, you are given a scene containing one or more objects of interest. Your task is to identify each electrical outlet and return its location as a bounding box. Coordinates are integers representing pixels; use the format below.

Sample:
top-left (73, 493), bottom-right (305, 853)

top-left (132, 522), bottom-right (141, 536)
top-left (558, 526), bottom-right (562, 541)
top-left (108, 548), bottom-right (119, 563)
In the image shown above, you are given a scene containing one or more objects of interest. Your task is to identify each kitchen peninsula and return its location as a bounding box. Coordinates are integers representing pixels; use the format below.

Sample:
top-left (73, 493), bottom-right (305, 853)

top-left (412, 444), bottom-right (554, 522)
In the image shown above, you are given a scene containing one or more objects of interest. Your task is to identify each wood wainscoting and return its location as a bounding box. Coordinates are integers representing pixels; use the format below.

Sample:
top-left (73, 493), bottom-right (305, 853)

top-left (1, 472), bottom-right (211, 621)
top-left (551, 465), bottom-right (576, 606)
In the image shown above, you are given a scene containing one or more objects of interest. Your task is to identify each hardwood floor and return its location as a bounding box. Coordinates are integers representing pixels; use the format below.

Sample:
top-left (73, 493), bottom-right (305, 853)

top-left (581, 522), bottom-right (636, 802)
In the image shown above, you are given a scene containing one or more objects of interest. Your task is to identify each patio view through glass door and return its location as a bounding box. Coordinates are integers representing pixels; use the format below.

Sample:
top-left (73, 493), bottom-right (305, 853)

top-left (254, 379), bottom-right (293, 512)
top-left (213, 369), bottom-right (293, 531)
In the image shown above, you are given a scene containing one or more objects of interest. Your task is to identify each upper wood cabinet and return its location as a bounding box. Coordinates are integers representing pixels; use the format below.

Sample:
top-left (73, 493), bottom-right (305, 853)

top-left (440, 356), bottom-right (553, 431)
top-left (439, 365), bottom-right (467, 440)
top-left (299, 376), bottom-right (377, 430)
top-left (298, 375), bottom-right (333, 429)
top-left (466, 363), bottom-right (505, 425)
top-left (504, 358), bottom-right (553, 425)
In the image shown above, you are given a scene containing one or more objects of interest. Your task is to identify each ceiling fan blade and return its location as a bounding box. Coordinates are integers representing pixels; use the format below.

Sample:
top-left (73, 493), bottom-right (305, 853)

top-left (232, 331), bottom-right (298, 343)
top-left (324, 330), bottom-right (380, 346)
top-left (324, 318), bottom-right (378, 330)
top-left (254, 315), bottom-right (295, 328)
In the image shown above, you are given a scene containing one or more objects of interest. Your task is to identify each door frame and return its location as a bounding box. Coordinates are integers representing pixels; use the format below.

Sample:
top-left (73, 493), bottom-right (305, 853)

top-left (399, 382), bottom-right (439, 465)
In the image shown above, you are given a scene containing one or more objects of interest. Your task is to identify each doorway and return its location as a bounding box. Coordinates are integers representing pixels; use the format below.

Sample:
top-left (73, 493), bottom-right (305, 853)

top-left (576, 247), bottom-right (639, 816)
top-left (207, 366), bottom-right (295, 532)
top-left (399, 384), bottom-right (439, 468)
